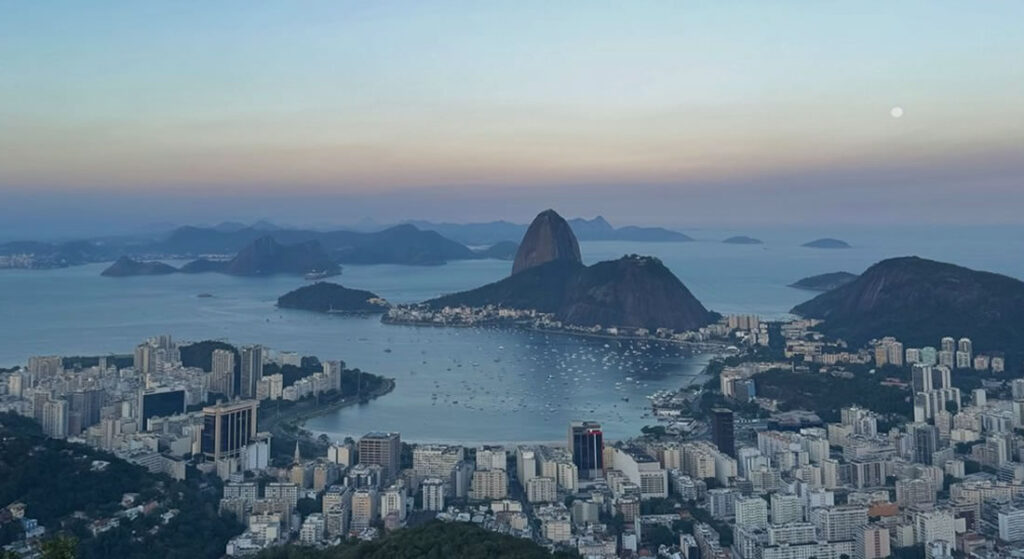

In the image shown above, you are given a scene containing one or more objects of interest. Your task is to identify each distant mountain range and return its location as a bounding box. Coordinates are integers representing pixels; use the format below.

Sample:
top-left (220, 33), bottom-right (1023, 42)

top-left (792, 256), bottom-right (1024, 357)
top-left (102, 236), bottom-right (340, 277)
top-left (405, 215), bottom-right (692, 245)
top-left (423, 210), bottom-right (715, 331)
top-left (723, 236), bottom-right (763, 245)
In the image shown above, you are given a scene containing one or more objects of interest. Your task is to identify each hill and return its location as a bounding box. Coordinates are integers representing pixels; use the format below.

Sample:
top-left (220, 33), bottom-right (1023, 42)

top-left (802, 238), bottom-right (851, 249)
top-left (100, 256), bottom-right (178, 277)
top-left (792, 256), bottom-right (1024, 358)
top-left (254, 520), bottom-right (578, 559)
top-left (408, 215), bottom-right (692, 244)
top-left (789, 271), bottom-right (859, 292)
top-left (512, 210), bottom-right (583, 275)
top-left (723, 236), bottom-right (763, 245)
top-left (218, 237), bottom-right (339, 276)
top-left (152, 224), bottom-right (475, 265)
top-left (278, 282), bottom-right (390, 313)
top-left (428, 256), bottom-right (715, 331)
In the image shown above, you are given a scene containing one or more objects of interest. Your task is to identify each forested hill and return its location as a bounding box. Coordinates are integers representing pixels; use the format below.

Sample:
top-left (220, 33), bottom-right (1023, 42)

top-left (255, 520), bottom-right (579, 559)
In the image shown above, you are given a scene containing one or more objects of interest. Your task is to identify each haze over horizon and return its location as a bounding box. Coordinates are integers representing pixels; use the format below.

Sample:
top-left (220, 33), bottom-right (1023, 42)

top-left (2, 1), bottom-right (1023, 237)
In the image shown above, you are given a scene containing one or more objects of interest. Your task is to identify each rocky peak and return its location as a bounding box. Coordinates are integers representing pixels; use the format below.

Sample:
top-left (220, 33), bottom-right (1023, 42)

top-left (511, 209), bottom-right (582, 275)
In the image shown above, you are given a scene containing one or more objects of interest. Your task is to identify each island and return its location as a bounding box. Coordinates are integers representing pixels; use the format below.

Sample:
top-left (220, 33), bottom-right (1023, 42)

top-left (722, 236), bottom-right (763, 245)
top-left (802, 238), bottom-right (851, 249)
top-left (100, 256), bottom-right (178, 277)
top-left (788, 271), bottom-right (858, 292)
top-left (399, 210), bottom-right (717, 332)
top-left (277, 282), bottom-right (390, 313)
top-left (792, 256), bottom-right (1024, 358)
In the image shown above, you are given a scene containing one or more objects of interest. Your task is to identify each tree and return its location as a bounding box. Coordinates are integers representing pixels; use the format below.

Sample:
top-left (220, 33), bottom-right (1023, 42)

top-left (40, 535), bottom-right (77, 559)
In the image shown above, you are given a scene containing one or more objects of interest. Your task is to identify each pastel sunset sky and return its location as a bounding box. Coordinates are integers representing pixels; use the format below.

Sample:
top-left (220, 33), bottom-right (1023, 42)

top-left (1, 1), bottom-right (1022, 233)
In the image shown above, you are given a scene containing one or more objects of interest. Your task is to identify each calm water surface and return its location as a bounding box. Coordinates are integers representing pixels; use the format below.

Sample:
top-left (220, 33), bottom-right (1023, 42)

top-left (2, 225), bottom-right (1022, 442)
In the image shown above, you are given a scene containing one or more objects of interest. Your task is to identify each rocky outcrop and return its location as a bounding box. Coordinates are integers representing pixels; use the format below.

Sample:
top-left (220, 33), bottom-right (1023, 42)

top-left (278, 282), bottom-right (389, 313)
top-left (511, 210), bottom-right (582, 275)
top-left (789, 271), bottom-right (858, 292)
top-left (219, 237), bottom-right (340, 277)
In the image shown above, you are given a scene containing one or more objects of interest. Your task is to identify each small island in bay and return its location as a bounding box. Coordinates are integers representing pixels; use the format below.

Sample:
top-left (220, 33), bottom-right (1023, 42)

top-left (100, 256), bottom-right (178, 277)
top-left (723, 235), bottom-right (763, 245)
top-left (802, 237), bottom-right (851, 249)
top-left (278, 282), bottom-right (390, 313)
top-left (788, 271), bottom-right (858, 292)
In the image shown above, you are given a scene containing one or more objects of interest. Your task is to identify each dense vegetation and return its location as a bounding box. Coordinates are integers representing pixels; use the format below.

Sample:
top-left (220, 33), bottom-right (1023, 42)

top-left (754, 367), bottom-right (910, 422)
top-left (0, 413), bottom-right (242, 558)
top-left (255, 521), bottom-right (578, 559)
top-left (179, 340), bottom-right (240, 374)
top-left (277, 282), bottom-right (389, 313)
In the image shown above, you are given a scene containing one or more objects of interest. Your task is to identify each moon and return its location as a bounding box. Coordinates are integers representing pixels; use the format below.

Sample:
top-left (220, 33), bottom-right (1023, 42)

top-left (890, 106), bottom-right (904, 118)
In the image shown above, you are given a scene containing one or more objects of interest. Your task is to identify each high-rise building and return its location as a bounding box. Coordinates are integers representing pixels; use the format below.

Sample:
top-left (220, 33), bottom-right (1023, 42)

top-left (811, 506), bottom-right (868, 542)
top-left (350, 488), bottom-right (378, 531)
top-left (912, 423), bottom-right (939, 466)
top-left (856, 525), bottom-right (891, 559)
top-left (712, 408), bottom-right (736, 457)
top-left (569, 421), bottom-right (604, 478)
top-left (201, 399), bottom-right (259, 461)
top-left (735, 496), bottom-right (769, 530)
top-left (941, 337), bottom-right (956, 353)
top-left (240, 345), bottom-right (264, 400)
top-left (210, 349), bottom-right (236, 398)
top-left (357, 432), bottom-right (401, 483)
top-left (138, 387), bottom-right (185, 429)
top-left (421, 478), bottom-right (445, 511)
top-left (41, 398), bottom-right (68, 439)
top-left (412, 444), bottom-right (464, 494)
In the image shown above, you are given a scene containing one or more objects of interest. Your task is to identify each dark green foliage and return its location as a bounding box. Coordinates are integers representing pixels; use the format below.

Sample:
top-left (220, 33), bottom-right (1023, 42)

top-left (278, 282), bottom-right (389, 313)
top-left (754, 368), bottom-right (910, 421)
top-left (179, 340), bottom-right (240, 373)
top-left (0, 413), bottom-right (242, 558)
top-left (256, 520), bottom-right (578, 559)
top-left (0, 413), bottom-right (156, 530)
top-left (645, 524), bottom-right (676, 549)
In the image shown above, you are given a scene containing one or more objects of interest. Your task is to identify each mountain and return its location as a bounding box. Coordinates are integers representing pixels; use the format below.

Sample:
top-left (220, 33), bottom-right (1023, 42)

top-left (803, 238), bottom-right (851, 249)
top-left (218, 237), bottom-right (340, 276)
top-left (792, 257), bottom-right (1024, 356)
top-left (789, 271), bottom-right (859, 292)
top-left (101, 256), bottom-right (178, 277)
top-left (150, 224), bottom-right (474, 265)
top-left (178, 257), bottom-right (228, 273)
top-left (407, 216), bottom-right (692, 244)
top-left (512, 210), bottom-right (583, 275)
top-left (723, 236), bottom-right (763, 245)
top-left (474, 240), bottom-right (519, 260)
top-left (427, 255), bottom-right (715, 331)
top-left (278, 282), bottom-right (390, 313)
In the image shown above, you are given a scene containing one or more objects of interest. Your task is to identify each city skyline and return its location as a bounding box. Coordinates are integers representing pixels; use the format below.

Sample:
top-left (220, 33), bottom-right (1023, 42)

top-left (2, 2), bottom-right (1023, 234)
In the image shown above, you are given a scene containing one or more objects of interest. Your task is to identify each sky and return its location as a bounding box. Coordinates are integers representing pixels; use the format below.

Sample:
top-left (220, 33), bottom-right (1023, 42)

top-left (1, 1), bottom-right (1022, 236)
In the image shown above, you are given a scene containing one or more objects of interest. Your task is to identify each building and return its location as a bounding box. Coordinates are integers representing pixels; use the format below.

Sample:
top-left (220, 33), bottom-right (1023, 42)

top-left (470, 469), bottom-right (508, 501)
top-left (611, 446), bottom-right (668, 499)
top-left (239, 345), bottom-right (264, 400)
top-left (856, 525), bottom-right (891, 559)
top-left (526, 477), bottom-right (557, 504)
top-left (412, 444), bottom-right (463, 494)
top-left (712, 408), bottom-right (736, 457)
top-left (210, 349), bottom-right (235, 398)
top-left (569, 421), bottom-right (604, 478)
top-left (811, 506), bottom-right (868, 542)
top-left (736, 496), bottom-right (769, 530)
top-left (299, 513), bottom-right (325, 545)
top-left (358, 432), bottom-right (401, 483)
top-left (201, 399), bottom-right (259, 461)
top-left (138, 387), bottom-right (185, 429)
top-left (421, 478), bottom-right (445, 511)
top-left (350, 489), bottom-right (378, 532)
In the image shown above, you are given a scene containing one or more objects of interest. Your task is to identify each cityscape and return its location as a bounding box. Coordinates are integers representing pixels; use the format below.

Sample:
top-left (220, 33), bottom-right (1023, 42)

top-left (3, 2), bottom-right (1024, 559)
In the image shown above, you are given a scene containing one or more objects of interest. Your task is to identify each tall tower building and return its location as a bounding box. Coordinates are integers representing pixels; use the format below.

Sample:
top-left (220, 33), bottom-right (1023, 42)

top-left (210, 349), bottom-right (236, 398)
top-left (240, 345), bottom-right (264, 400)
top-left (201, 399), bottom-right (259, 461)
top-left (358, 432), bottom-right (401, 483)
top-left (569, 421), bottom-right (604, 479)
top-left (712, 408), bottom-right (736, 457)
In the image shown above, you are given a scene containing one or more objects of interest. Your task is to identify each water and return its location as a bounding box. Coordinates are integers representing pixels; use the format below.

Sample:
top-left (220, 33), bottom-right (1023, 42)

top-left (2, 225), bottom-right (1022, 442)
